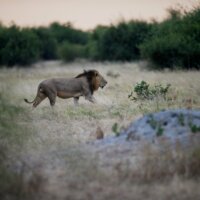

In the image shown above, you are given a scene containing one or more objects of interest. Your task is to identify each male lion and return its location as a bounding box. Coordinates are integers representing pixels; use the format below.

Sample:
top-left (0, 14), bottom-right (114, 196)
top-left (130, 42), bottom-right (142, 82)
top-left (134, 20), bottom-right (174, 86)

top-left (24, 70), bottom-right (107, 108)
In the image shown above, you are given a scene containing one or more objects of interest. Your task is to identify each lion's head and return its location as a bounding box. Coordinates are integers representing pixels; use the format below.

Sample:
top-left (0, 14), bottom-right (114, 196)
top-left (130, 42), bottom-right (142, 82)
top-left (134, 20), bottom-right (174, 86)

top-left (75, 70), bottom-right (107, 93)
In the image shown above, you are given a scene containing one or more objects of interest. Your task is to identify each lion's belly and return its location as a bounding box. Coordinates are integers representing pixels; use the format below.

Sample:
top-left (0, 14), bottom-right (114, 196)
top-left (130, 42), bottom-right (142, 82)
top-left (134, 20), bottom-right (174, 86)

top-left (57, 91), bottom-right (81, 99)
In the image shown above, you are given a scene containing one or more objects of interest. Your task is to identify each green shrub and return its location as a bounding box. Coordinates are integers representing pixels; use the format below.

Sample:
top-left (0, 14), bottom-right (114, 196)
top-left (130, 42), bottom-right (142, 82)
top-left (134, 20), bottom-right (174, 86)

top-left (112, 122), bottom-right (120, 137)
top-left (86, 25), bottom-right (109, 60)
top-left (0, 26), bottom-right (40, 67)
top-left (95, 21), bottom-right (152, 61)
top-left (189, 123), bottom-right (200, 133)
top-left (128, 81), bottom-right (171, 101)
top-left (33, 27), bottom-right (58, 60)
top-left (140, 6), bottom-right (200, 69)
top-left (50, 22), bottom-right (89, 45)
top-left (58, 42), bottom-right (86, 62)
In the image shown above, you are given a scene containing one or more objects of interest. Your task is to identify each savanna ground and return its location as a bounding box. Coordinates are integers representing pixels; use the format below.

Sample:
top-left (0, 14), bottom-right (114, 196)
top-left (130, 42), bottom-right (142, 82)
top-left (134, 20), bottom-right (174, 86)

top-left (1, 61), bottom-right (200, 200)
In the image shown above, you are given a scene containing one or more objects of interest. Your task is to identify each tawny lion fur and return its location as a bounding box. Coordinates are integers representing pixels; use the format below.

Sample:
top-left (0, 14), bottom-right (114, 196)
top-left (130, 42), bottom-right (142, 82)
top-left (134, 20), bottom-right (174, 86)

top-left (24, 70), bottom-right (107, 108)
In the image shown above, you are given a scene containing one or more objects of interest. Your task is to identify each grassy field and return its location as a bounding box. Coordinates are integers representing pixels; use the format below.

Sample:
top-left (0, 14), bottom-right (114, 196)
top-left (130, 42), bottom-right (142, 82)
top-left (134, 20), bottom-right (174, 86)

top-left (1, 61), bottom-right (200, 200)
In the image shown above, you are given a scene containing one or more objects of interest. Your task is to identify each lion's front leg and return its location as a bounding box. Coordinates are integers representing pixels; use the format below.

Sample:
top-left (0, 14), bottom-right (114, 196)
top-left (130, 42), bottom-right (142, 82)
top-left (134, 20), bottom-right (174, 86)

top-left (73, 97), bottom-right (79, 106)
top-left (82, 86), bottom-right (96, 103)
top-left (85, 94), bottom-right (96, 103)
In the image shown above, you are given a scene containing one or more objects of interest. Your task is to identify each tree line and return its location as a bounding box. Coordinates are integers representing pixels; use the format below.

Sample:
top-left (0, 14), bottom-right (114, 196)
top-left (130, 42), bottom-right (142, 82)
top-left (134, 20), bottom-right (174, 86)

top-left (0, 6), bottom-right (200, 69)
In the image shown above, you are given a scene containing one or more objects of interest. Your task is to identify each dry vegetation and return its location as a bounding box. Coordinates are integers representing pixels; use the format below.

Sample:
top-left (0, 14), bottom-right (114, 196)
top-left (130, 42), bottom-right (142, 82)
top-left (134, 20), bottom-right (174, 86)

top-left (1, 61), bottom-right (200, 200)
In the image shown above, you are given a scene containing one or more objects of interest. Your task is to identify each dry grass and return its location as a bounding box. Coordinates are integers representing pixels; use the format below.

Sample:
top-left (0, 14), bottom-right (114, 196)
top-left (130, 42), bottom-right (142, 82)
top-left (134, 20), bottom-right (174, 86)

top-left (1, 60), bottom-right (200, 200)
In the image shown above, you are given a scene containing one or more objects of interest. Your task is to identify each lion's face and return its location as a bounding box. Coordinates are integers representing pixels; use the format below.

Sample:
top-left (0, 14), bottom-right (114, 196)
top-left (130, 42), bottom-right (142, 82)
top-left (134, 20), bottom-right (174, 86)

top-left (94, 71), bottom-right (107, 89)
top-left (75, 70), bottom-right (107, 91)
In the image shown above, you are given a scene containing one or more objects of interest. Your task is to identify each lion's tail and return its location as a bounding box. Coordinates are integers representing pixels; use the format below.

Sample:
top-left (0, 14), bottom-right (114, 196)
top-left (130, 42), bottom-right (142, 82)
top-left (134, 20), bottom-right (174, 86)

top-left (24, 85), bottom-right (42, 105)
top-left (24, 98), bottom-right (35, 104)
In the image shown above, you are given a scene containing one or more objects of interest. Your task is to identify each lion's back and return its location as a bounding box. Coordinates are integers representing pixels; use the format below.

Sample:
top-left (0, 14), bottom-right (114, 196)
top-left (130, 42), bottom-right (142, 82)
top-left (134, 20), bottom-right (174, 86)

top-left (40, 77), bottom-right (87, 92)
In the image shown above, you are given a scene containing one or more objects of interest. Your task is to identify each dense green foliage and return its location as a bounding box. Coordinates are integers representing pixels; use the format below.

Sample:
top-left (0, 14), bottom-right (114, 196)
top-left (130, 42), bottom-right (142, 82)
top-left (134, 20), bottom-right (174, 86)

top-left (58, 42), bottom-right (86, 62)
top-left (140, 7), bottom-right (200, 69)
top-left (96, 21), bottom-right (152, 61)
top-left (128, 81), bottom-right (171, 101)
top-left (0, 23), bottom-right (89, 66)
top-left (0, 25), bottom-right (40, 66)
top-left (32, 27), bottom-right (58, 60)
top-left (0, 6), bottom-right (200, 69)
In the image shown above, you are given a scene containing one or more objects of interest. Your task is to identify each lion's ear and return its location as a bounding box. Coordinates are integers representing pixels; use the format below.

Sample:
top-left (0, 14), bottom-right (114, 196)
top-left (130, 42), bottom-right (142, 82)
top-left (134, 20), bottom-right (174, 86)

top-left (94, 71), bottom-right (98, 77)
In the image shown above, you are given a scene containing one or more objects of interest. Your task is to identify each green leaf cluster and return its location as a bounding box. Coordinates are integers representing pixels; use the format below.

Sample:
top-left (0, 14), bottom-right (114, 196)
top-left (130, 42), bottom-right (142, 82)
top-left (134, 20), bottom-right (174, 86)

top-left (129, 81), bottom-right (171, 101)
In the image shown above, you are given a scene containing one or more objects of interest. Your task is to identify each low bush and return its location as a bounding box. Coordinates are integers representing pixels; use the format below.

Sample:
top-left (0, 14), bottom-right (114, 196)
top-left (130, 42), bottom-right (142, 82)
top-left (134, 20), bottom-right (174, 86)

top-left (58, 42), bottom-right (86, 62)
top-left (128, 81), bottom-right (171, 101)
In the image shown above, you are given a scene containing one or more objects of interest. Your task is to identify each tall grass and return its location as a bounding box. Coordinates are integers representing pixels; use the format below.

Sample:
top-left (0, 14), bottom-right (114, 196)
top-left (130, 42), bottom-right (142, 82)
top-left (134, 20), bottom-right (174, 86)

top-left (0, 61), bottom-right (200, 199)
top-left (130, 139), bottom-right (200, 183)
top-left (0, 89), bottom-right (44, 200)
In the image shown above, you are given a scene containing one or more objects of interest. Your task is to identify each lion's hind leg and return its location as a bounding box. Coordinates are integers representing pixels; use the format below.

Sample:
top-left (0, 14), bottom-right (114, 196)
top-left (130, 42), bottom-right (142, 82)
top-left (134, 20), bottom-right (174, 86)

top-left (46, 90), bottom-right (57, 107)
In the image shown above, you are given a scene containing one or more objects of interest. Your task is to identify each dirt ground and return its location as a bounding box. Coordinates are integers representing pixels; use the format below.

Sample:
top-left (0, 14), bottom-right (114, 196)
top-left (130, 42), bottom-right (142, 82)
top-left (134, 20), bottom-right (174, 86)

top-left (1, 61), bottom-right (200, 200)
